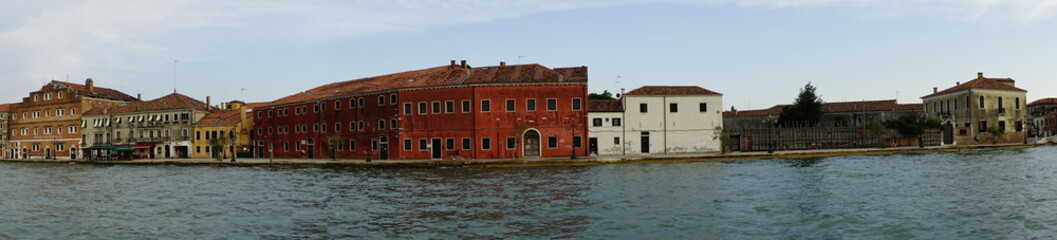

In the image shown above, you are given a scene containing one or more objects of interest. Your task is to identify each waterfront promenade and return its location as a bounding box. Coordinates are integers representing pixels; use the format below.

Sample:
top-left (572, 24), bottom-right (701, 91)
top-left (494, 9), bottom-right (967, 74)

top-left (0, 143), bottom-right (1044, 168)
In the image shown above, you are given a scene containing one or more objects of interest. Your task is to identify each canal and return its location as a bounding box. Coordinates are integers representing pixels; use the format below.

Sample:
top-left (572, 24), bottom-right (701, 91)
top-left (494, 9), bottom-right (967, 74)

top-left (1, 146), bottom-right (1055, 239)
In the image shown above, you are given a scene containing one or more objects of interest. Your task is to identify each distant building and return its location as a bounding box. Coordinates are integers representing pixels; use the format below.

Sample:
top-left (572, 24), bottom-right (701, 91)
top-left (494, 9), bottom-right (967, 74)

top-left (588, 86), bottom-right (723, 156)
top-left (922, 72), bottom-right (1028, 145)
top-left (252, 61), bottom-right (589, 160)
top-left (8, 79), bottom-right (138, 159)
top-left (1028, 98), bottom-right (1057, 137)
top-left (0, 103), bottom-right (12, 159)
top-left (723, 99), bottom-right (923, 128)
top-left (81, 93), bottom-right (210, 159)
top-left (192, 101), bottom-right (264, 159)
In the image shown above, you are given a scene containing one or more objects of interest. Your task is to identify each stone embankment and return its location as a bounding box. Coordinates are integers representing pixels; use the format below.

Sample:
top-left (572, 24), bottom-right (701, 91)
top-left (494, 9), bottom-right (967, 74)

top-left (0, 143), bottom-right (1045, 168)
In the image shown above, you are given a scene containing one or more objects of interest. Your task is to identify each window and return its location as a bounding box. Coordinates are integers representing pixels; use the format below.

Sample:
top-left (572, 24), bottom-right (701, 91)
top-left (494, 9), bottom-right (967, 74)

top-left (313, 104), bottom-right (319, 113)
top-left (548, 137), bottom-right (558, 149)
top-left (979, 120), bottom-right (988, 133)
top-left (613, 118), bottom-right (622, 127)
top-left (391, 119), bottom-right (398, 129)
top-left (998, 97), bottom-right (1005, 111)
top-left (614, 137), bottom-right (621, 145)
top-left (954, 99), bottom-right (959, 110)
top-left (268, 110), bottom-right (273, 118)
top-left (1016, 97), bottom-right (1022, 110)
top-left (44, 93), bottom-right (51, 100)
top-left (350, 99), bottom-right (357, 109)
top-left (979, 96), bottom-right (985, 109)
top-left (640, 103), bottom-right (648, 113)
top-left (572, 98), bottom-right (582, 111)
top-left (432, 101), bottom-right (441, 114)
top-left (506, 99), bottom-right (515, 112)
top-left (312, 124), bottom-right (319, 132)
top-left (258, 112), bottom-right (263, 119)
top-left (527, 99), bottom-right (536, 112)
top-left (358, 98), bottom-right (365, 107)
top-left (507, 137), bottom-right (517, 149)
top-left (358, 121), bottom-right (365, 130)
top-left (1016, 121), bottom-right (1024, 132)
top-left (592, 118), bottom-right (603, 127)
top-left (482, 138), bottom-right (492, 150)
top-left (268, 127), bottom-right (273, 134)
top-left (372, 140), bottom-right (378, 151)
top-left (57, 92), bottom-right (62, 99)
top-left (378, 95), bottom-right (386, 106)
top-left (547, 98), bottom-right (557, 111)
top-left (196, 146), bottom-right (201, 153)
top-left (404, 103), bottom-right (412, 115)
top-left (481, 100), bottom-right (491, 112)
top-left (418, 102), bottom-right (427, 115)
top-left (390, 94), bottom-right (398, 105)
top-left (335, 100), bottom-right (341, 110)
top-left (57, 109), bottom-right (64, 116)
top-left (999, 121), bottom-right (1007, 131)
top-left (462, 138), bottom-right (471, 150)
top-left (335, 123), bottom-right (342, 132)
top-left (446, 138), bottom-right (455, 150)
top-left (378, 120), bottom-right (385, 130)
top-left (445, 101), bottom-right (454, 113)
top-left (699, 103), bottom-right (708, 112)
top-left (670, 103), bottom-right (678, 113)
top-left (419, 139), bottom-right (428, 151)
top-left (573, 136), bottom-right (582, 148)
top-left (462, 100), bottom-right (471, 113)
top-left (350, 121), bottom-right (357, 131)
top-left (349, 140), bottom-right (357, 151)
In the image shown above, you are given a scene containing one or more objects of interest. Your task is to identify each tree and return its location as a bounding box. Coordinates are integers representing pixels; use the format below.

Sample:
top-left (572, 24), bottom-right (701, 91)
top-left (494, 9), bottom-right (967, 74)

top-left (884, 115), bottom-right (941, 136)
top-left (209, 133), bottom-right (230, 161)
top-left (777, 83), bottom-right (824, 127)
top-left (588, 90), bottom-right (617, 100)
top-left (986, 126), bottom-right (1005, 144)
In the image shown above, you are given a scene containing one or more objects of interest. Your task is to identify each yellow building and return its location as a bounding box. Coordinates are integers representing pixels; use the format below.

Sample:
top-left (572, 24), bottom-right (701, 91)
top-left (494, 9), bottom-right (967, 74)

top-left (191, 101), bottom-right (259, 159)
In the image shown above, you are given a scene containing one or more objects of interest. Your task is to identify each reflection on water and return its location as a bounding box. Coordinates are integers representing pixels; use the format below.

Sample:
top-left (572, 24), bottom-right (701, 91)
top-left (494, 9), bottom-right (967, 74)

top-left (1, 146), bottom-right (1057, 239)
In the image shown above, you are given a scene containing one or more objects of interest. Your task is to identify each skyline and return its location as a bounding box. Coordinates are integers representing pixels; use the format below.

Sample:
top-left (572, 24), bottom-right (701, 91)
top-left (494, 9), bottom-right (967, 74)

top-left (2, 1), bottom-right (1056, 110)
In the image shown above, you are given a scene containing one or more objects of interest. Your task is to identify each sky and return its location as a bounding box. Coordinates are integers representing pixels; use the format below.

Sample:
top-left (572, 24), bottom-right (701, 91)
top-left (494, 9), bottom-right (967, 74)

top-left (2, 0), bottom-right (1056, 111)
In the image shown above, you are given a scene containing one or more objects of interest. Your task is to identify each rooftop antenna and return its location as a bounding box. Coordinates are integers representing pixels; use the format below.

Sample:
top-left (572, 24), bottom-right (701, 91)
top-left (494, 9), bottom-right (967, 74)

top-left (173, 59), bottom-right (178, 93)
top-left (517, 55), bottom-right (525, 64)
top-left (66, 74), bottom-right (69, 81)
top-left (896, 90), bottom-right (900, 101)
top-left (241, 88), bottom-right (246, 102)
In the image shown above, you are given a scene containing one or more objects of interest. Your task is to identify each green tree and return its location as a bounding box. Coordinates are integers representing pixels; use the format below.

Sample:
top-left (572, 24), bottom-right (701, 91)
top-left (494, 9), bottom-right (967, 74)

top-left (986, 126), bottom-right (1005, 144)
top-left (209, 133), bottom-right (230, 161)
top-left (777, 83), bottom-right (824, 127)
top-left (588, 90), bottom-right (617, 100)
top-left (884, 115), bottom-right (941, 136)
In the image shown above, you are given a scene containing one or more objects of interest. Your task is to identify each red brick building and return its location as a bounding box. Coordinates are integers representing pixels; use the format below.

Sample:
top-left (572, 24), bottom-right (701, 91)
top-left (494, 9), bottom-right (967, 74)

top-left (252, 61), bottom-right (588, 160)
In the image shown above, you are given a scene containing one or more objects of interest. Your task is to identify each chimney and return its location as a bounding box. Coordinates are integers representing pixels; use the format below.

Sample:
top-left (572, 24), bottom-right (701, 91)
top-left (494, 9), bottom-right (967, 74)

top-left (933, 87), bottom-right (938, 94)
top-left (978, 72), bottom-right (984, 79)
top-left (460, 60), bottom-right (467, 68)
top-left (956, 82), bottom-right (960, 86)
top-left (137, 94), bottom-right (142, 101)
top-left (85, 78), bottom-right (95, 92)
top-left (450, 60), bottom-right (456, 68)
top-left (500, 61), bottom-right (506, 67)
top-left (206, 96), bottom-right (211, 111)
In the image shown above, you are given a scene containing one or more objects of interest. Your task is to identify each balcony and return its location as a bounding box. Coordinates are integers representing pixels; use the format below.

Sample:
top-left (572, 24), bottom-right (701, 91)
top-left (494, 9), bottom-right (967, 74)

top-left (998, 108), bottom-right (1006, 114)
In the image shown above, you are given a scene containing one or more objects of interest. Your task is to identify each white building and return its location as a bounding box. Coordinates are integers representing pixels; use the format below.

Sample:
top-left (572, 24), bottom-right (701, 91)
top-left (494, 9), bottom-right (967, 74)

top-left (588, 86), bottom-right (723, 156)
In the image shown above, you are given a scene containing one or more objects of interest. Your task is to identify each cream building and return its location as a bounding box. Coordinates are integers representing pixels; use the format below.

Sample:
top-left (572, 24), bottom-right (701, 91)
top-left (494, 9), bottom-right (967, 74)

top-left (0, 104), bottom-right (11, 159)
top-left (922, 72), bottom-right (1028, 145)
top-left (588, 86), bottom-right (724, 156)
top-left (81, 93), bottom-right (210, 159)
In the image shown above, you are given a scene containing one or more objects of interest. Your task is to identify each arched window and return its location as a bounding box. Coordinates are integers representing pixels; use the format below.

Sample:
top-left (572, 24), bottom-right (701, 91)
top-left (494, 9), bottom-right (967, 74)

top-left (979, 96), bottom-right (985, 109)
top-left (998, 97), bottom-right (1004, 110)
top-left (1016, 97), bottom-right (1021, 109)
top-left (378, 95), bottom-right (386, 106)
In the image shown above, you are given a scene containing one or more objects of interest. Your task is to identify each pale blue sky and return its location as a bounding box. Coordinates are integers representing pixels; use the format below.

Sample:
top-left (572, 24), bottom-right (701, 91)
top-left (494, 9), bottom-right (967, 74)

top-left (2, 0), bottom-right (1056, 111)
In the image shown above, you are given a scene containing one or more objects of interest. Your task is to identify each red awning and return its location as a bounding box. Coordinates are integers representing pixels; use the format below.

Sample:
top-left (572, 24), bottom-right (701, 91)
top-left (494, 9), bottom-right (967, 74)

top-left (119, 145), bottom-right (154, 149)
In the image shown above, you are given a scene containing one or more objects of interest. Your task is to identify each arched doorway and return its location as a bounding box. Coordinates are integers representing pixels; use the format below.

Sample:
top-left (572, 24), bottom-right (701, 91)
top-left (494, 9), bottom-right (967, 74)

top-left (70, 147), bottom-right (77, 160)
top-left (942, 122), bottom-right (954, 145)
top-left (21, 148), bottom-right (27, 159)
top-left (523, 129), bottom-right (541, 158)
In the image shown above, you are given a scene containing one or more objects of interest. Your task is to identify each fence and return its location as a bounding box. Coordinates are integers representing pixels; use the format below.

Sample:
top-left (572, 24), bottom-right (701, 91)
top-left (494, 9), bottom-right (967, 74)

top-left (725, 125), bottom-right (940, 152)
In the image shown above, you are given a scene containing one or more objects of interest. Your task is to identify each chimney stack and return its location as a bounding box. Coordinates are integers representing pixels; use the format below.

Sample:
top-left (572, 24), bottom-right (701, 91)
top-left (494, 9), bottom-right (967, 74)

top-left (206, 96), bottom-right (211, 111)
top-left (978, 72), bottom-right (984, 79)
top-left (460, 60), bottom-right (467, 68)
top-left (450, 60), bottom-right (456, 68)
top-left (137, 94), bottom-right (142, 101)
top-left (85, 78), bottom-right (95, 92)
top-left (956, 82), bottom-right (960, 86)
top-left (500, 61), bottom-right (506, 67)
top-left (933, 87), bottom-right (938, 94)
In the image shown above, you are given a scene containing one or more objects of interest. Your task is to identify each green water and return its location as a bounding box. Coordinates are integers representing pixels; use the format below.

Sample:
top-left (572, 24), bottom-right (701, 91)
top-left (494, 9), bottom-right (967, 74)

top-left (1, 146), bottom-right (1056, 239)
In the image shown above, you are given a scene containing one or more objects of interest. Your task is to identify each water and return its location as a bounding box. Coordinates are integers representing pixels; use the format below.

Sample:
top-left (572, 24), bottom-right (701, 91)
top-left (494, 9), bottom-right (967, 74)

top-left (2, 146), bottom-right (1057, 239)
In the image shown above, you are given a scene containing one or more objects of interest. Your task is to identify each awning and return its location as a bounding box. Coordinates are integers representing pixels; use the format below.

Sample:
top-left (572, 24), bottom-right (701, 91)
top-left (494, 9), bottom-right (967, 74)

top-left (119, 145), bottom-right (154, 149)
top-left (82, 146), bottom-right (134, 151)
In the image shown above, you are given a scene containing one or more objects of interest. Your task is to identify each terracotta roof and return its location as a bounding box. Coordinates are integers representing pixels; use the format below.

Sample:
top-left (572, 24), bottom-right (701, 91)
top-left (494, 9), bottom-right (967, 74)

top-left (625, 86), bottom-right (722, 96)
top-left (723, 99), bottom-right (922, 117)
top-left (194, 110), bottom-right (242, 126)
top-left (260, 63), bottom-right (588, 108)
top-left (50, 80), bottom-right (138, 101)
top-left (922, 76), bottom-right (1026, 99)
top-left (588, 99), bottom-right (623, 112)
top-left (83, 93), bottom-right (208, 116)
top-left (1029, 98), bottom-right (1057, 107)
top-left (0, 103), bottom-right (14, 112)
top-left (244, 102), bottom-right (269, 110)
